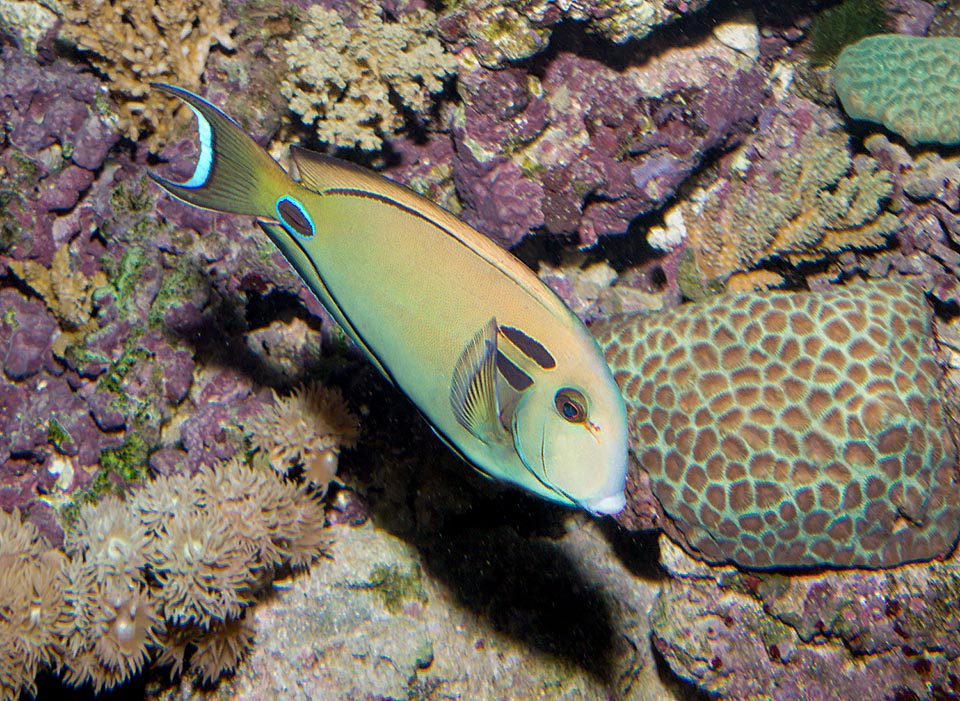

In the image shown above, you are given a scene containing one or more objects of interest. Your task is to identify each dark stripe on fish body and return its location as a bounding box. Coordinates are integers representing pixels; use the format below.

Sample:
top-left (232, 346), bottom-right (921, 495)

top-left (496, 350), bottom-right (534, 391)
top-left (263, 223), bottom-right (400, 391)
top-left (499, 326), bottom-right (556, 369)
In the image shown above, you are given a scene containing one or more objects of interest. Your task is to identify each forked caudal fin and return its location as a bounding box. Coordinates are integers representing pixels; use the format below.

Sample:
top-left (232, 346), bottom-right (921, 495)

top-left (147, 84), bottom-right (291, 221)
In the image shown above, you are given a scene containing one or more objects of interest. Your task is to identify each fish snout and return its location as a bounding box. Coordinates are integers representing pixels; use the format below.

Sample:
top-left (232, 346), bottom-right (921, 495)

top-left (580, 491), bottom-right (626, 516)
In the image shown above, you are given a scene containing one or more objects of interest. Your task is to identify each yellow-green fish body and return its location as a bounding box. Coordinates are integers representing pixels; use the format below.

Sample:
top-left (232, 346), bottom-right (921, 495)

top-left (149, 85), bottom-right (628, 514)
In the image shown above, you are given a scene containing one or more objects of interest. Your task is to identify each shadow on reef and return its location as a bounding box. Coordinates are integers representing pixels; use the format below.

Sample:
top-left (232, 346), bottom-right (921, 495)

top-left (147, 260), bottom-right (635, 685)
top-left (162, 272), bottom-right (358, 392)
top-left (421, 515), bottom-right (620, 684)
top-left (336, 357), bottom-right (668, 689)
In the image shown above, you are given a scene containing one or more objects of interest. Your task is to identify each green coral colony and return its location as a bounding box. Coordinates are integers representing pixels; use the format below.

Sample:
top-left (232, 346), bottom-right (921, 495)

top-left (597, 282), bottom-right (960, 569)
top-left (835, 34), bottom-right (960, 145)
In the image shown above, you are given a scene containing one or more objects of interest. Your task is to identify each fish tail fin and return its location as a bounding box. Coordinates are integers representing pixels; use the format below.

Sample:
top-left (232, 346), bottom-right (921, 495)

top-left (148, 84), bottom-right (289, 218)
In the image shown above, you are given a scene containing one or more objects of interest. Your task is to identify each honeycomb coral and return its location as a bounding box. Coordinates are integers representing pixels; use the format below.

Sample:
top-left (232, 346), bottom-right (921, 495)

top-left (835, 34), bottom-right (960, 145)
top-left (596, 281), bottom-right (960, 568)
top-left (281, 2), bottom-right (456, 149)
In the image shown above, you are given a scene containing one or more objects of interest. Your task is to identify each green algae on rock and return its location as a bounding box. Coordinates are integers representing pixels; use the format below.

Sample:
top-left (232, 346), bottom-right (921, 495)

top-left (596, 281), bottom-right (960, 569)
top-left (834, 34), bottom-right (960, 145)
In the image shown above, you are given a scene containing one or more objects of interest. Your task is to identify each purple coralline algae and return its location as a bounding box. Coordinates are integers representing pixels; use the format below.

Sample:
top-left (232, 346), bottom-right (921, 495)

top-left (451, 40), bottom-right (767, 247)
top-left (651, 537), bottom-right (960, 700)
top-left (860, 133), bottom-right (960, 304)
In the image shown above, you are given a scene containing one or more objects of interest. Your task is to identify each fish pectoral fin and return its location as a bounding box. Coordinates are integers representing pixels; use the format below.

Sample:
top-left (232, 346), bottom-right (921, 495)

top-left (450, 318), bottom-right (506, 446)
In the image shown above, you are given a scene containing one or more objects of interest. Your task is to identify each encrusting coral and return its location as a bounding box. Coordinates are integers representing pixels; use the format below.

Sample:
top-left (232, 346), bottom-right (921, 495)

top-left (281, 2), bottom-right (456, 150)
top-left (58, 0), bottom-right (237, 151)
top-left (243, 381), bottom-right (361, 493)
top-left (0, 458), bottom-right (331, 698)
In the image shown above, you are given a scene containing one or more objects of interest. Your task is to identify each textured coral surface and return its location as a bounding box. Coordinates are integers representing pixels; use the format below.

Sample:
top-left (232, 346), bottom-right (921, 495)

top-left (680, 96), bottom-right (900, 287)
top-left (598, 281), bottom-right (960, 568)
top-left (835, 34), bottom-right (960, 145)
top-left (282, 2), bottom-right (455, 149)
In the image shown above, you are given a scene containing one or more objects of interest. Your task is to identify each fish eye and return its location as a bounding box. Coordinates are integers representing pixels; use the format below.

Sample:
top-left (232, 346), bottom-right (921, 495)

top-left (555, 388), bottom-right (587, 423)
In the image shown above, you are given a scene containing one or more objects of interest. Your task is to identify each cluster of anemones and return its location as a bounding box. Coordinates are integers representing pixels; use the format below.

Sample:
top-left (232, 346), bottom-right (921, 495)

top-left (0, 457), bottom-right (330, 699)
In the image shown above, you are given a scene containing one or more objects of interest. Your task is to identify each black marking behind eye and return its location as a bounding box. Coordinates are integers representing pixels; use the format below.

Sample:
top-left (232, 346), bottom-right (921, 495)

top-left (500, 326), bottom-right (556, 369)
top-left (277, 197), bottom-right (314, 238)
top-left (496, 350), bottom-right (534, 392)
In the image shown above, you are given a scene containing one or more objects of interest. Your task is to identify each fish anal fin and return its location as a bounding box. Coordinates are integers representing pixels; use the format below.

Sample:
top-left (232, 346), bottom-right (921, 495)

top-left (450, 318), bottom-right (506, 446)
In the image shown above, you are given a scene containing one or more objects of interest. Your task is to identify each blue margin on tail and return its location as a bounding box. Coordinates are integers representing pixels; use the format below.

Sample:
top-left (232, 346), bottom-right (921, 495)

top-left (181, 103), bottom-right (214, 188)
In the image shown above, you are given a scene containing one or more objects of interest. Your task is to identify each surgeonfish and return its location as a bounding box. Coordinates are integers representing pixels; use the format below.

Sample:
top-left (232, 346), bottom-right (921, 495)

top-left (148, 85), bottom-right (628, 515)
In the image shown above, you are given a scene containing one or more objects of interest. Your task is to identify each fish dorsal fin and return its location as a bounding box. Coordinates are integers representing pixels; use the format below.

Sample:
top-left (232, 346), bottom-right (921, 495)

top-left (450, 318), bottom-right (507, 446)
top-left (290, 146), bottom-right (578, 328)
top-left (290, 146), bottom-right (389, 194)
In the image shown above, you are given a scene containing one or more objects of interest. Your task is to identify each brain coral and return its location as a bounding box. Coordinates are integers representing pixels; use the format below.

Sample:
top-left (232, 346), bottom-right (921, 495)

top-left (834, 34), bottom-right (960, 145)
top-left (595, 281), bottom-right (960, 569)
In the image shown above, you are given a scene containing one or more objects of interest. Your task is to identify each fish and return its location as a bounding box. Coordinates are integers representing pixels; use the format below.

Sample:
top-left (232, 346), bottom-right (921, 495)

top-left (148, 84), bottom-right (628, 515)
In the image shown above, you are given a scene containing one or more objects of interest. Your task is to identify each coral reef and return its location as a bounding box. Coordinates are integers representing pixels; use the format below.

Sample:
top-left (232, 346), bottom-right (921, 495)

top-left (0, 0), bottom-right (58, 55)
top-left (452, 32), bottom-right (767, 247)
top-left (0, 509), bottom-right (66, 700)
top-left (859, 133), bottom-right (960, 302)
top-left (281, 2), bottom-right (456, 150)
top-left (8, 0), bottom-right (960, 698)
top-left (597, 280), bottom-right (960, 568)
top-left (242, 381), bottom-right (360, 491)
top-left (834, 34), bottom-right (960, 145)
top-left (58, 0), bottom-right (237, 150)
top-left (679, 96), bottom-right (899, 289)
top-left (149, 514), bottom-right (683, 701)
top-left (438, 0), bottom-right (713, 68)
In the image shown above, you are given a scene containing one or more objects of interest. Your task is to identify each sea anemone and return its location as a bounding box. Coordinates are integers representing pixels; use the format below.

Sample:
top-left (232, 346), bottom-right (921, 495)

top-left (64, 495), bottom-right (150, 578)
top-left (243, 381), bottom-right (360, 491)
top-left (189, 617), bottom-right (256, 685)
top-left (0, 513), bottom-right (67, 700)
top-left (57, 560), bottom-right (161, 693)
top-left (193, 459), bottom-right (295, 565)
top-left (91, 576), bottom-right (161, 674)
top-left (0, 647), bottom-right (35, 701)
top-left (194, 458), bottom-right (331, 566)
top-left (132, 471), bottom-right (204, 534)
top-left (146, 507), bottom-right (258, 626)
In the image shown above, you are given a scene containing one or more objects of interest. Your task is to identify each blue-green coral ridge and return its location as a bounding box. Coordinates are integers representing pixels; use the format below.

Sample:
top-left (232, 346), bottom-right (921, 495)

top-left (834, 34), bottom-right (960, 145)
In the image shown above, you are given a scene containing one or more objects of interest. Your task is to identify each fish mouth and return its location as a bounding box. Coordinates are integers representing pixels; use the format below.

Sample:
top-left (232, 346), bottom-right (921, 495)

top-left (580, 492), bottom-right (626, 516)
